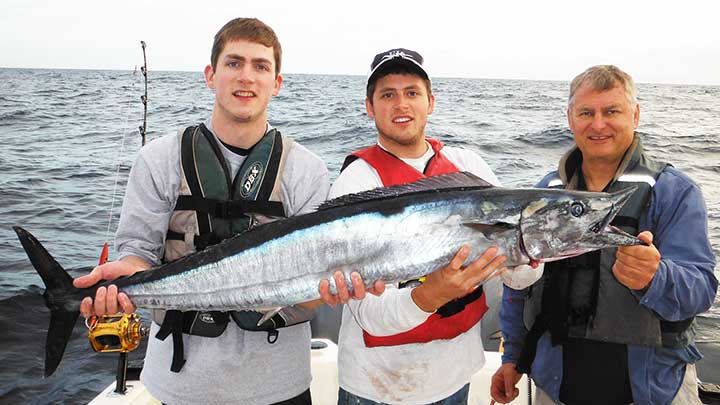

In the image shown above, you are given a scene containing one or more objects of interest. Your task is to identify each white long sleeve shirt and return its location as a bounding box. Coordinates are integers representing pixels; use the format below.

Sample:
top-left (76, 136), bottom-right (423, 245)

top-left (333, 142), bottom-right (499, 404)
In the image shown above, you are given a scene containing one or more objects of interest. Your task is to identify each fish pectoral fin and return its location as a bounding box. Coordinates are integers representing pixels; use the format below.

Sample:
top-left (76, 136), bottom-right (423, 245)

top-left (256, 307), bottom-right (284, 327)
top-left (462, 222), bottom-right (517, 239)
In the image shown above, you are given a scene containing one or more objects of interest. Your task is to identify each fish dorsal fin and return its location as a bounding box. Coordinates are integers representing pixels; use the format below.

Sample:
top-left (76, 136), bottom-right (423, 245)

top-left (319, 171), bottom-right (494, 211)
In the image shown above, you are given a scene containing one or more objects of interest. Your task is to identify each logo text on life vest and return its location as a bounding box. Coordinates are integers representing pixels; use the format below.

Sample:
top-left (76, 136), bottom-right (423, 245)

top-left (240, 162), bottom-right (264, 198)
top-left (199, 312), bottom-right (215, 323)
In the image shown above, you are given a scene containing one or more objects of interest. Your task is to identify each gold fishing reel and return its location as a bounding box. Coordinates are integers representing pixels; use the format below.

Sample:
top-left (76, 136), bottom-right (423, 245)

top-left (87, 313), bottom-right (148, 353)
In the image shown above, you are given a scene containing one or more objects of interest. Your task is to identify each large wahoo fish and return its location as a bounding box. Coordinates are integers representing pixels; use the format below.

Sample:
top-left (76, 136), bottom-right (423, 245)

top-left (16, 172), bottom-right (642, 376)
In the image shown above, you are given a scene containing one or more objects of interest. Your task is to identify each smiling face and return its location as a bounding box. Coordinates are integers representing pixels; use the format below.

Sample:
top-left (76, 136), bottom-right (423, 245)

top-left (366, 73), bottom-right (435, 157)
top-left (205, 39), bottom-right (282, 129)
top-left (567, 82), bottom-right (639, 166)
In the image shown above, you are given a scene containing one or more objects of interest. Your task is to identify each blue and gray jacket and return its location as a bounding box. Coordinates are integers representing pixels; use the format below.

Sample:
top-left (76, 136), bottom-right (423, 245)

top-left (500, 137), bottom-right (718, 405)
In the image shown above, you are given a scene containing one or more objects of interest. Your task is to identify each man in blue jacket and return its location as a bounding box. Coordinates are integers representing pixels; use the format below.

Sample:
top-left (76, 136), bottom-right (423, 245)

top-left (490, 65), bottom-right (717, 405)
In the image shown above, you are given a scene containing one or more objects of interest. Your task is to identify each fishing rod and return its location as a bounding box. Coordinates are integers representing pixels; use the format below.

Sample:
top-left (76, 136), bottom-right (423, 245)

top-left (90, 40), bottom-right (150, 396)
top-left (97, 42), bottom-right (145, 267)
top-left (139, 40), bottom-right (148, 146)
top-left (99, 40), bottom-right (150, 266)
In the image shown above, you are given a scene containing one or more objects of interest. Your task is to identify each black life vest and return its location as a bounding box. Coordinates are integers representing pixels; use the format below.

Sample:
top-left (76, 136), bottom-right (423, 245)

top-left (155, 124), bottom-right (300, 372)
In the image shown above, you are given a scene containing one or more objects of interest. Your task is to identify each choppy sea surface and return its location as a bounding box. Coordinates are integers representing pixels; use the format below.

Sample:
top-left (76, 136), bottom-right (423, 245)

top-left (0, 68), bottom-right (718, 403)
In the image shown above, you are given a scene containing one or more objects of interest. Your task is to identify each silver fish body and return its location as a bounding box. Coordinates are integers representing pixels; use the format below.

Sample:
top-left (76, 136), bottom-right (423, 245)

top-left (115, 177), bottom-right (640, 311)
top-left (14, 172), bottom-right (642, 376)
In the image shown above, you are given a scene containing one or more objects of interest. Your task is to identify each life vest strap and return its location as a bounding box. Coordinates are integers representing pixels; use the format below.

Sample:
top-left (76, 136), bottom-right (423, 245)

top-left (174, 195), bottom-right (285, 219)
top-left (155, 310), bottom-right (187, 373)
top-left (436, 285), bottom-right (484, 318)
top-left (165, 231), bottom-right (223, 251)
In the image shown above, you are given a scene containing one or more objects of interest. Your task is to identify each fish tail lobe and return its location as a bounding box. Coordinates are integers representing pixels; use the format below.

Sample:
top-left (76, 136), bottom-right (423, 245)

top-left (13, 226), bottom-right (80, 377)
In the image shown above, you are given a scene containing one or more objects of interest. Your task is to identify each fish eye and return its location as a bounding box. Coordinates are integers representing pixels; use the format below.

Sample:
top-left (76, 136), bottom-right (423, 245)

top-left (570, 201), bottom-right (585, 217)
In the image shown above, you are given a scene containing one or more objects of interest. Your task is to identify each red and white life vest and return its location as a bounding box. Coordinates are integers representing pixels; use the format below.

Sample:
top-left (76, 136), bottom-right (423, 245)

top-left (346, 138), bottom-right (488, 347)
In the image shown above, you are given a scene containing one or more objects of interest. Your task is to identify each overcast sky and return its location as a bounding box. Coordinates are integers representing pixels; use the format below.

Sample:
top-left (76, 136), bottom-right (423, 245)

top-left (2, 0), bottom-right (719, 85)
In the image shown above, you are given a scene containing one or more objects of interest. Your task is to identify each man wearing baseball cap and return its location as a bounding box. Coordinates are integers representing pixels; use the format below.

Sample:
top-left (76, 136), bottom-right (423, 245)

top-left (328, 48), bottom-right (506, 404)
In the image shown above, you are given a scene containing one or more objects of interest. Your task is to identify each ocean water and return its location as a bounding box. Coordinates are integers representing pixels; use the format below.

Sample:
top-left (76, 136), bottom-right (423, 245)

top-left (0, 68), bottom-right (718, 403)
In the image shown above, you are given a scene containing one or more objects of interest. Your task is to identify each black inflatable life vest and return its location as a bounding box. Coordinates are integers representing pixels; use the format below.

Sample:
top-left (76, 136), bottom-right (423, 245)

top-left (155, 124), bottom-right (302, 372)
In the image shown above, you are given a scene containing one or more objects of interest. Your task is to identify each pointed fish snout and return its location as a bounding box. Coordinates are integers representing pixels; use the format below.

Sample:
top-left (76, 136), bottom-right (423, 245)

top-left (609, 185), bottom-right (637, 211)
top-left (600, 186), bottom-right (647, 246)
top-left (593, 186), bottom-right (637, 233)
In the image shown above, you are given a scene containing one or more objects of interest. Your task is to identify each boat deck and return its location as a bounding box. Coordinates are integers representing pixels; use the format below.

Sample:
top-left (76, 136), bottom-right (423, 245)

top-left (90, 339), bottom-right (534, 404)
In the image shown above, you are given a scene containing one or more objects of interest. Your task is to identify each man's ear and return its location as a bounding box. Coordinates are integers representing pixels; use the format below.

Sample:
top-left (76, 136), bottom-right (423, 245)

top-left (633, 103), bottom-right (640, 129)
top-left (204, 65), bottom-right (215, 89)
top-left (365, 98), bottom-right (375, 118)
top-left (272, 73), bottom-right (283, 96)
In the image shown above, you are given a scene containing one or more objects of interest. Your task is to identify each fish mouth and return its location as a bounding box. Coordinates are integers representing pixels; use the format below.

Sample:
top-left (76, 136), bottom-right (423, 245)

top-left (587, 186), bottom-right (646, 247)
top-left (604, 224), bottom-right (646, 246)
top-left (535, 225), bottom-right (644, 263)
top-left (606, 224), bottom-right (633, 237)
top-left (589, 186), bottom-right (636, 233)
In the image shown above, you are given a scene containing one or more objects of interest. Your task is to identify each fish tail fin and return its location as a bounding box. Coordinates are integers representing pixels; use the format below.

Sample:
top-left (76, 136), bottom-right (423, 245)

top-left (13, 226), bottom-right (80, 377)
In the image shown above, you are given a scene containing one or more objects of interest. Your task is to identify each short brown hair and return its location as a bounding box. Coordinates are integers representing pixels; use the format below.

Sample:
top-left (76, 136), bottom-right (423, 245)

top-left (366, 65), bottom-right (433, 105)
top-left (210, 18), bottom-right (282, 76)
top-left (569, 65), bottom-right (637, 107)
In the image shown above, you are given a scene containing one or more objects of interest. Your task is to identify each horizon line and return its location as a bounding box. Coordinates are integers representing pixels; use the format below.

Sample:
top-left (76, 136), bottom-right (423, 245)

top-left (1, 66), bottom-right (718, 87)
